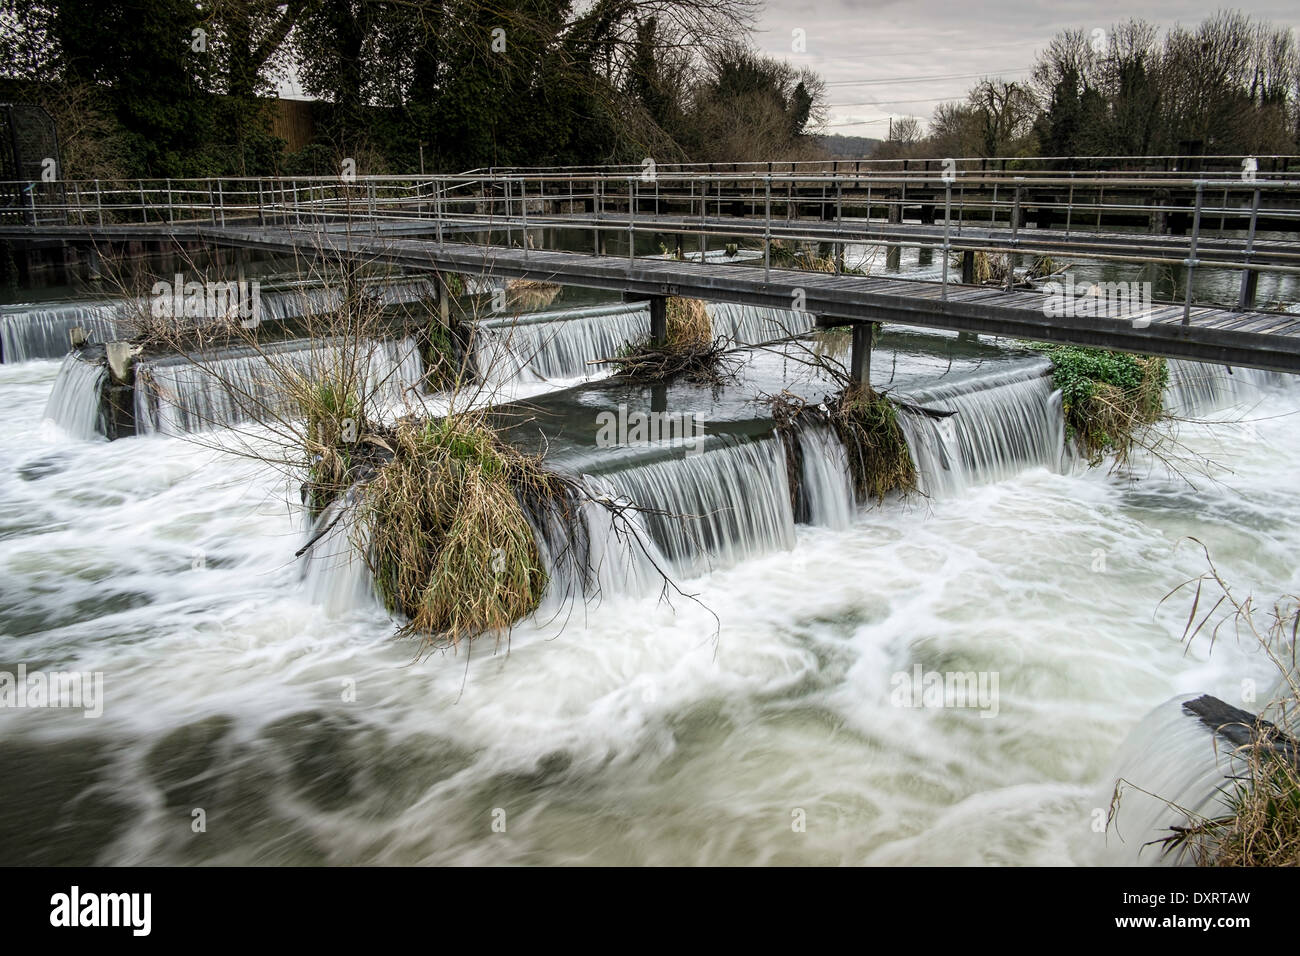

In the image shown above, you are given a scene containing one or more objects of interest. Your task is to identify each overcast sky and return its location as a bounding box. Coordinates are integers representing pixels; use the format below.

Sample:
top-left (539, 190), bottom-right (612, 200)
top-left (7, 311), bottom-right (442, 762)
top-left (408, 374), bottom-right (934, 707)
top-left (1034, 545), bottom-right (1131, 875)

top-left (751, 1), bottom-right (1300, 137)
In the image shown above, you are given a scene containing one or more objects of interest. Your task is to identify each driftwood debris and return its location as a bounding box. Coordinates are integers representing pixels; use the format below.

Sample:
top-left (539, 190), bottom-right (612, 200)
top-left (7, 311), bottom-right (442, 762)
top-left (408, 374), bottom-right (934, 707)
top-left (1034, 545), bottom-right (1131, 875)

top-left (1183, 694), bottom-right (1300, 766)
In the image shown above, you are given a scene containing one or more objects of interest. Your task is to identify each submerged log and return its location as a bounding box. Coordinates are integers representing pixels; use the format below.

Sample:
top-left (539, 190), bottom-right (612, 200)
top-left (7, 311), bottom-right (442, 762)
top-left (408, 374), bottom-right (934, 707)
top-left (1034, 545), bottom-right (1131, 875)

top-left (1182, 694), bottom-right (1300, 766)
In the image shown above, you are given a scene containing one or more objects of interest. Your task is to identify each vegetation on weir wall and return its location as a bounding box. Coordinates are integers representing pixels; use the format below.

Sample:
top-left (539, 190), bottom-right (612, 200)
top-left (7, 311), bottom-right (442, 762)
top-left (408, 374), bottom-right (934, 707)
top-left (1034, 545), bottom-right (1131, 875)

top-left (1029, 344), bottom-right (1168, 465)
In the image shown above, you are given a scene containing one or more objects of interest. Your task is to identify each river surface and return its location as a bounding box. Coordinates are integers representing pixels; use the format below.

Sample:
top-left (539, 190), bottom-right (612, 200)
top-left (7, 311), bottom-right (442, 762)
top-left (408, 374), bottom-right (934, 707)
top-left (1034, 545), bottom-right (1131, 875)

top-left (2, 305), bottom-right (1297, 863)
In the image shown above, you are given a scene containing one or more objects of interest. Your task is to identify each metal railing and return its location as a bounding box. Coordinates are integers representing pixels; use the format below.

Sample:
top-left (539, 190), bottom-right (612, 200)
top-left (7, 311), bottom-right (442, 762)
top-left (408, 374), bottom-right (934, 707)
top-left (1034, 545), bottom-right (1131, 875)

top-left (4, 166), bottom-right (1300, 320)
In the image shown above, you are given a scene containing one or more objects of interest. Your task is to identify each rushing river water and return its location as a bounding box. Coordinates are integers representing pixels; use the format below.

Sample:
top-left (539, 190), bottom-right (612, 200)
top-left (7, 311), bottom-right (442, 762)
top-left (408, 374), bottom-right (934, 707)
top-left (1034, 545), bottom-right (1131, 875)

top-left (5, 332), bottom-right (1294, 863)
top-left (2, 282), bottom-right (1298, 864)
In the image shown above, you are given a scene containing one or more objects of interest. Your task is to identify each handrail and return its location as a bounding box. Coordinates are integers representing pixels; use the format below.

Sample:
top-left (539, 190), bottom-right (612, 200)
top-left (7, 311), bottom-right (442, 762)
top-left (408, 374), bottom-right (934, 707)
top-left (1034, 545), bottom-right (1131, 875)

top-left (4, 165), bottom-right (1300, 310)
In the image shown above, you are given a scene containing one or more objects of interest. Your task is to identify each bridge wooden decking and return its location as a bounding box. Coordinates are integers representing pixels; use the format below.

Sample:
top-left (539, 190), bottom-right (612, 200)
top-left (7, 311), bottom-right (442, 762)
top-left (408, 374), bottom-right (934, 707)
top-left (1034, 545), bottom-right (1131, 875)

top-left (3, 218), bottom-right (1300, 373)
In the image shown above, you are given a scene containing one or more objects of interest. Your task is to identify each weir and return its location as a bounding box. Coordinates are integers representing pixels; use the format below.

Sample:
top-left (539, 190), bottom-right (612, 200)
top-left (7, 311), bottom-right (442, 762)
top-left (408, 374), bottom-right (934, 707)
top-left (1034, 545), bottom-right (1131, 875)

top-left (42, 353), bottom-right (108, 440)
top-left (470, 300), bottom-right (813, 384)
top-left (133, 336), bottom-right (425, 436)
top-left (581, 435), bottom-right (798, 579)
top-left (1164, 358), bottom-right (1288, 417)
top-left (2, 300), bottom-right (121, 363)
top-left (1098, 677), bottom-right (1297, 866)
top-left (895, 360), bottom-right (1064, 497)
top-left (0, 274), bottom-right (440, 363)
top-left (473, 301), bottom-right (652, 383)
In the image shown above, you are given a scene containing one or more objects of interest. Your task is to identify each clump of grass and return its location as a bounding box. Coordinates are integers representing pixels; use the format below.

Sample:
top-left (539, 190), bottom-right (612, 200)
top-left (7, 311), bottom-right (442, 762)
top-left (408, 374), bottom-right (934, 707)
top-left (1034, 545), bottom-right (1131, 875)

top-left (952, 251), bottom-right (1055, 285)
top-left (419, 319), bottom-right (465, 392)
top-left (506, 278), bottom-right (561, 311)
top-left (1028, 344), bottom-right (1167, 465)
top-left (770, 384), bottom-right (916, 506)
top-left (1170, 737), bottom-right (1300, 866)
top-left (665, 296), bottom-right (711, 350)
top-left (769, 240), bottom-right (866, 275)
top-left (301, 379), bottom-right (365, 513)
top-left (605, 297), bottom-right (735, 385)
top-left (358, 414), bottom-right (561, 651)
top-left (831, 384), bottom-right (917, 503)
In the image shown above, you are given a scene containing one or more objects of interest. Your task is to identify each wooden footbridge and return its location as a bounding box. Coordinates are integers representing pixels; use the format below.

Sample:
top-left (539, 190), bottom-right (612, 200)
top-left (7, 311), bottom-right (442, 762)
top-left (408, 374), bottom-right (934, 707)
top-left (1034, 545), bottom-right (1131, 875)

top-left (3, 159), bottom-right (1300, 374)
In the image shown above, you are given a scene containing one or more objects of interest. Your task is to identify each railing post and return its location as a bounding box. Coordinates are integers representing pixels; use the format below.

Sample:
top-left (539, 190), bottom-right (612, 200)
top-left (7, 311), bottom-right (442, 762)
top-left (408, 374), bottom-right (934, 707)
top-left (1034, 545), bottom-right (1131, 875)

top-left (627, 176), bottom-right (635, 263)
top-left (257, 179), bottom-right (264, 226)
top-left (521, 176), bottom-right (529, 256)
top-left (942, 181), bottom-right (952, 300)
top-left (699, 176), bottom-right (707, 259)
top-left (165, 178), bottom-right (173, 224)
top-left (1006, 179), bottom-right (1022, 292)
top-left (217, 179), bottom-right (225, 227)
top-left (1182, 180), bottom-right (1204, 325)
top-left (95, 179), bottom-right (103, 226)
top-left (1236, 185), bottom-right (1261, 310)
top-left (764, 175), bottom-right (771, 281)
top-left (835, 176), bottom-right (843, 274)
top-left (139, 180), bottom-right (147, 223)
top-left (1065, 173), bottom-right (1074, 236)
top-left (435, 177), bottom-right (443, 245)
top-left (593, 176), bottom-right (601, 256)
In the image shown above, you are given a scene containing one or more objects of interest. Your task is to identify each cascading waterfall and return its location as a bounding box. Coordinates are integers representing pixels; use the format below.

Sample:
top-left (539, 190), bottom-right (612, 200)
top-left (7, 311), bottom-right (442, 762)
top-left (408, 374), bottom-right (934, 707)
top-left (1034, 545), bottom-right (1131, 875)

top-left (792, 421), bottom-right (856, 530)
top-left (42, 353), bottom-right (107, 440)
top-left (1, 276), bottom-right (437, 363)
top-left (895, 360), bottom-right (1064, 498)
top-left (582, 435), bottom-right (796, 579)
top-left (471, 301), bottom-right (817, 386)
top-left (1100, 670), bottom-right (1297, 866)
top-left (1, 301), bottom-right (122, 363)
top-left (526, 488), bottom-right (669, 607)
top-left (1164, 358), bottom-right (1287, 417)
top-left (473, 302), bottom-right (651, 383)
top-left (1099, 696), bottom-right (1248, 866)
top-left (707, 303), bottom-right (815, 346)
top-left (133, 336), bottom-right (425, 436)
top-left (299, 490), bottom-right (377, 616)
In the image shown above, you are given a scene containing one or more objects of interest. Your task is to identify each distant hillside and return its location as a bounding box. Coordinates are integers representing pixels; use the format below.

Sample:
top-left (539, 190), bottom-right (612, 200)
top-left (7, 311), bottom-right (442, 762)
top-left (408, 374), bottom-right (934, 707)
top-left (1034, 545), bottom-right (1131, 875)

top-left (816, 134), bottom-right (882, 159)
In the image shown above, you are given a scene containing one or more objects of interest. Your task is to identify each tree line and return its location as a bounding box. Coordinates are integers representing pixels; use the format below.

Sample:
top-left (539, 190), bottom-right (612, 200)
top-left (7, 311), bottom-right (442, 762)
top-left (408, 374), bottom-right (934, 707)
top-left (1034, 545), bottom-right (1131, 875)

top-left (879, 12), bottom-right (1299, 162)
top-left (0, 0), bottom-right (827, 179)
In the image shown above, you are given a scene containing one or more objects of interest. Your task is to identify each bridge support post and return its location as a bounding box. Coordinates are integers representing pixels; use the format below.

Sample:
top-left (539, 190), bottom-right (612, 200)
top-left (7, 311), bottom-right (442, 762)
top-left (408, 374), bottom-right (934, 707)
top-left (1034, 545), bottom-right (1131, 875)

top-left (887, 189), bottom-right (902, 224)
top-left (850, 323), bottom-right (874, 389)
top-left (886, 244), bottom-right (901, 273)
top-left (649, 295), bottom-right (667, 347)
top-left (1238, 269), bottom-right (1259, 309)
top-left (961, 250), bottom-right (975, 284)
top-left (433, 274), bottom-right (452, 328)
